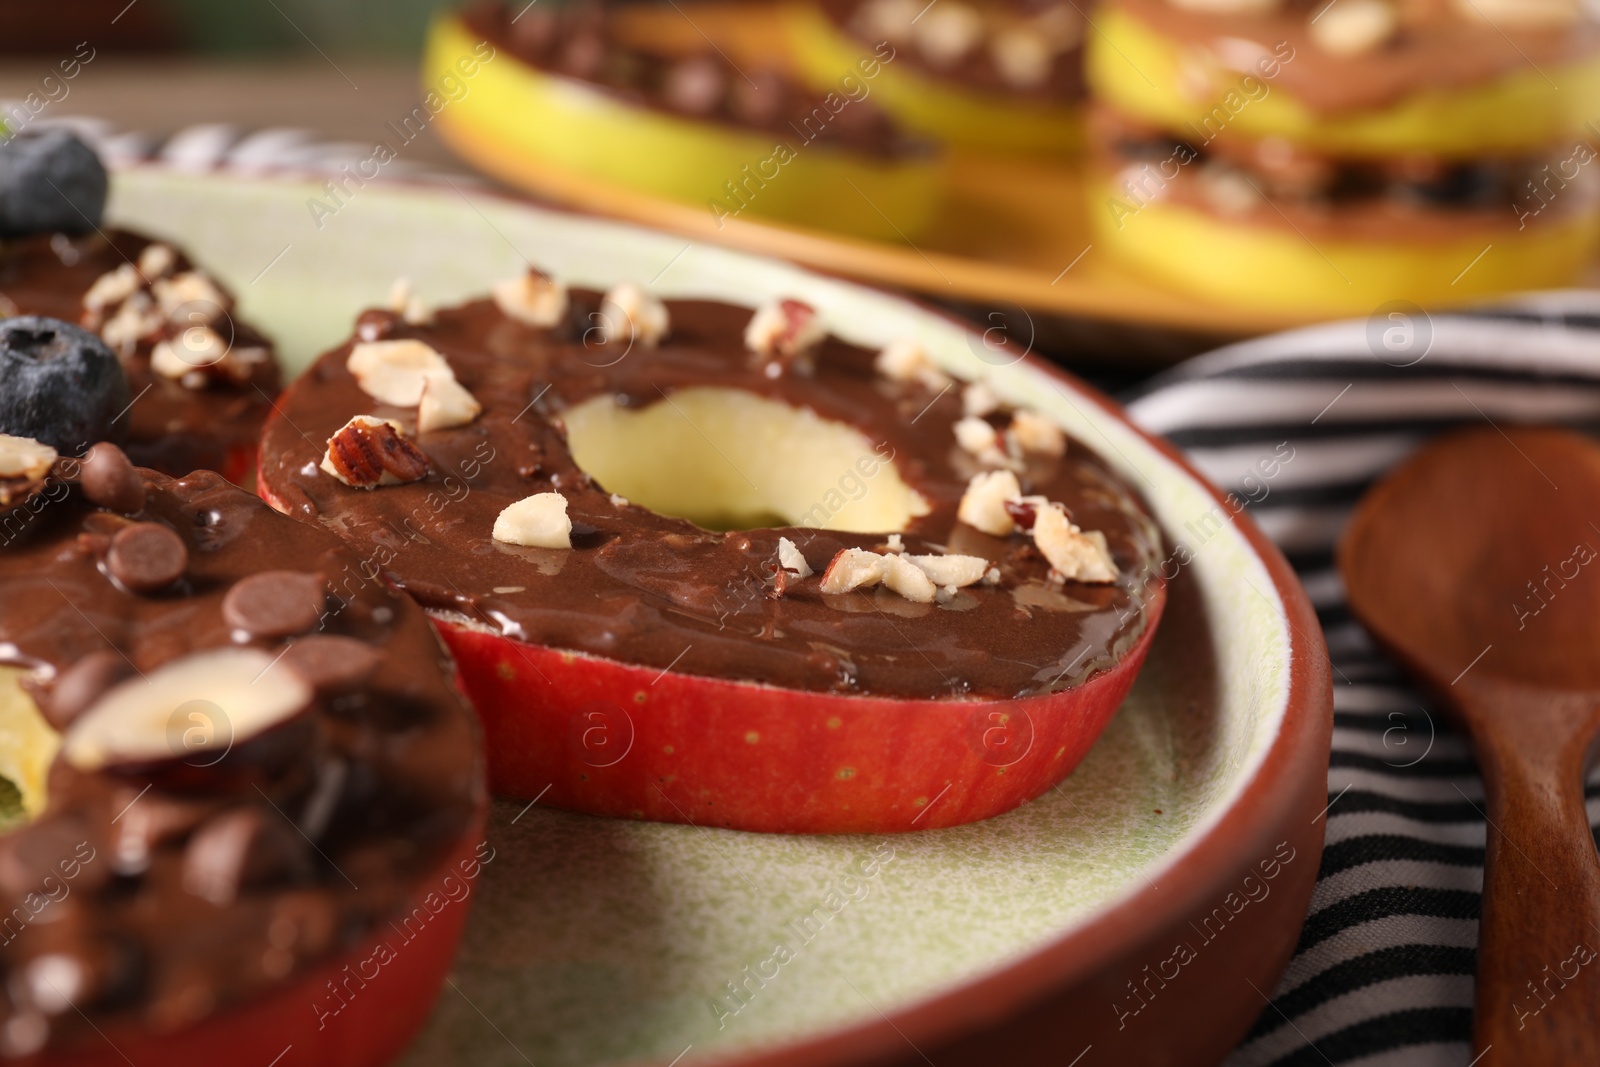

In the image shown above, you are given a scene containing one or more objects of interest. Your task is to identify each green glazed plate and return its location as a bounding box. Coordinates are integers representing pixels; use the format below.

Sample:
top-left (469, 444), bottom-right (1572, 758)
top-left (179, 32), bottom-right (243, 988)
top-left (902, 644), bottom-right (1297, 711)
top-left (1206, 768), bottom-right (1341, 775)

top-left (107, 168), bottom-right (1323, 1067)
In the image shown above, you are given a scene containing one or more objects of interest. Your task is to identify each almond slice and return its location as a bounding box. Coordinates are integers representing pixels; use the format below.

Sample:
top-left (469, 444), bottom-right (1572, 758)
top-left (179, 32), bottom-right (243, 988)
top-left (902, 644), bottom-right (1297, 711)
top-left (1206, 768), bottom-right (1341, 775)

top-left (493, 269), bottom-right (570, 329)
top-left (957, 470), bottom-right (1023, 536)
top-left (494, 492), bottom-right (573, 549)
top-left (599, 282), bottom-right (669, 348)
top-left (1032, 503), bottom-right (1118, 584)
top-left (346, 339), bottom-right (453, 407)
top-left (61, 648), bottom-right (313, 772)
top-left (417, 373), bottom-right (482, 433)
top-left (320, 415), bottom-right (430, 488)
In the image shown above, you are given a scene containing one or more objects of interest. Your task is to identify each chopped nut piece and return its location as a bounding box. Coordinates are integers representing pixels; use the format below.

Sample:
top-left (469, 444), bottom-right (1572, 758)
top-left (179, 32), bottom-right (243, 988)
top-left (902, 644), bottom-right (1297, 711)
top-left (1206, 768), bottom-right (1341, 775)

top-left (854, 0), bottom-right (920, 44)
top-left (1009, 409), bottom-right (1067, 457)
top-left (152, 271), bottom-right (229, 324)
top-left (0, 434), bottom-right (57, 508)
top-left (137, 243), bottom-right (177, 281)
top-left (905, 553), bottom-right (990, 589)
top-left (882, 554), bottom-right (937, 603)
top-left (609, 493), bottom-right (630, 508)
top-left (386, 277), bottom-right (434, 326)
top-left (320, 415), bottom-right (430, 489)
top-left (346, 339), bottom-right (453, 407)
top-left (777, 536), bottom-right (814, 578)
top-left (744, 298), bottom-right (826, 365)
top-left (0, 434), bottom-right (58, 483)
top-left (61, 647), bottom-right (313, 772)
top-left (492, 269), bottom-right (570, 329)
top-left (957, 469), bottom-right (1023, 536)
top-left (599, 282), bottom-right (669, 348)
top-left (962, 381), bottom-right (1002, 418)
top-left (494, 492), bottom-right (573, 549)
top-left (991, 27), bottom-right (1052, 90)
top-left (874, 338), bottom-right (953, 391)
top-left (151, 327), bottom-right (229, 381)
top-left (914, 1), bottom-right (983, 66)
top-left (883, 533), bottom-right (905, 554)
top-left (417, 373), bottom-right (482, 433)
top-left (82, 263), bottom-right (142, 314)
top-left (1310, 0), bottom-right (1397, 55)
top-left (1032, 503), bottom-right (1118, 583)
top-left (820, 547), bottom-right (889, 594)
top-left (954, 416), bottom-right (1000, 456)
top-left (100, 292), bottom-right (164, 351)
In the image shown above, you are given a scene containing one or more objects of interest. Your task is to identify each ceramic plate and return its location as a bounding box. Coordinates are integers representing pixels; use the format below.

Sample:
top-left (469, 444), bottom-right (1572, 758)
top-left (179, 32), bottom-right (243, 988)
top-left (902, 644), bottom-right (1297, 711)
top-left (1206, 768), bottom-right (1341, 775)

top-left (108, 167), bottom-right (1332, 1067)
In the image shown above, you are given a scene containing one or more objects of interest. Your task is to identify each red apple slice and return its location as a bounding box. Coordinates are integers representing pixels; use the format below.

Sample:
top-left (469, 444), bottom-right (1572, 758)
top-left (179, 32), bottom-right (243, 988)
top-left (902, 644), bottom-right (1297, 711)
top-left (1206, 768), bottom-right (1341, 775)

top-left (434, 581), bottom-right (1164, 835)
top-left (40, 825), bottom-right (487, 1067)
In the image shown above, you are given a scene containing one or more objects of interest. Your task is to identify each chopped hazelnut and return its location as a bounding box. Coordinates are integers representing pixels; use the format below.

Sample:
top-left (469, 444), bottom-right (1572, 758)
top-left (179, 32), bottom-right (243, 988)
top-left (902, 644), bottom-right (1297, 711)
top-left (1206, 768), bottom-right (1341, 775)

top-left (905, 553), bottom-right (991, 589)
top-left (874, 338), bottom-right (952, 391)
top-left (744, 299), bottom-right (826, 364)
top-left (1009, 410), bottom-right (1067, 457)
top-left (957, 469), bottom-right (1023, 536)
top-left (320, 416), bottom-right (430, 489)
top-left (1310, 0), bottom-right (1397, 56)
top-left (346, 339), bottom-right (453, 407)
top-left (777, 537), bottom-right (814, 578)
top-left (599, 282), bottom-right (669, 348)
top-left (1031, 503), bottom-right (1118, 584)
top-left (417, 373), bottom-right (482, 433)
top-left (492, 269), bottom-right (570, 329)
top-left (493, 492), bottom-right (573, 550)
top-left (962, 381), bottom-right (1002, 418)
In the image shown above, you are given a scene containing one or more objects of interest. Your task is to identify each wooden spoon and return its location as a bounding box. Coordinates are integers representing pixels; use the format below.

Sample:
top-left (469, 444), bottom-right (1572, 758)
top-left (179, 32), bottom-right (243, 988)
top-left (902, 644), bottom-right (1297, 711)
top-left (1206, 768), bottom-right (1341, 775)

top-left (1340, 426), bottom-right (1600, 1064)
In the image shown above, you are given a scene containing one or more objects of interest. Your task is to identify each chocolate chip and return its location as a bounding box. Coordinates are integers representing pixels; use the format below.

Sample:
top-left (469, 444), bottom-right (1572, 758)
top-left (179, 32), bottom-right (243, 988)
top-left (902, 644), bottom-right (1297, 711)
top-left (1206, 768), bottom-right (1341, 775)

top-left (111, 792), bottom-right (216, 876)
top-left (181, 808), bottom-right (307, 907)
top-left (43, 650), bottom-right (135, 731)
top-left (222, 571), bottom-right (326, 639)
top-left (105, 523), bottom-right (187, 594)
top-left (77, 443), bottom-right (145, 514)
top-left (280, 635), bottom-right (381, 693)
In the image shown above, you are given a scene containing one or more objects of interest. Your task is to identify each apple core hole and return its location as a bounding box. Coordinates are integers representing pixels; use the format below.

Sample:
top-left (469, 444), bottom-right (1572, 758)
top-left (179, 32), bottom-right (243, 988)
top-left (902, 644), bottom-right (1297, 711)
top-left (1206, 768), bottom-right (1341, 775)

top-left (561, 387), bottom-right (931, 533)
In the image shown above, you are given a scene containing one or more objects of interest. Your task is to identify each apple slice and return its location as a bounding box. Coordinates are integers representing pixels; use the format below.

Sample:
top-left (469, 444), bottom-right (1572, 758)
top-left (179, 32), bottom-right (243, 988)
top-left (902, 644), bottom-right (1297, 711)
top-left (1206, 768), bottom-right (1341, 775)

top-left (435, 580), bottom-right (1163, 835)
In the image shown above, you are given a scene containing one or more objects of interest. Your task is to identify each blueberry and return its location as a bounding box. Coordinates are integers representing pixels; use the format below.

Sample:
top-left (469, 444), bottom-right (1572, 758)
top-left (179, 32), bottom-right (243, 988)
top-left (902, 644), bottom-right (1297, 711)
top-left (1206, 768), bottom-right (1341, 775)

top-left (0, 317), bottom-right (129, 453)
top-left (0, 130), bottom-right (109, 238)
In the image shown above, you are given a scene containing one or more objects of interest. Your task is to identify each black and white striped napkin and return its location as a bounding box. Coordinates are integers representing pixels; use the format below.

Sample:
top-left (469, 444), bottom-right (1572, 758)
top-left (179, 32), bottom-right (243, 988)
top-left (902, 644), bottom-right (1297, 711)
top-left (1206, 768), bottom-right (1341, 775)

top-left (1124, 298), bottom-right (1600, 1067)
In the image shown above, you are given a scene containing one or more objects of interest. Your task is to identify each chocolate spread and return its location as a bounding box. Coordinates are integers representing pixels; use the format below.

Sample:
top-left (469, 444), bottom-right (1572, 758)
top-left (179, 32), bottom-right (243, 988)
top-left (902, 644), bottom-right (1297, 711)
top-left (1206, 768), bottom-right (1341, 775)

top-left (0, 467), bottom-right (481, 1054)
top-left (259, 293), bottom-right (1164, 702)
top-left (1110, 0), bottom-right (1600, 117)
top-left (461, 1), bottom-right (931, 160)
top-left (819, 0), bottom-right (1088, 102)
top-left (0, 230), bottom-right (281, 479)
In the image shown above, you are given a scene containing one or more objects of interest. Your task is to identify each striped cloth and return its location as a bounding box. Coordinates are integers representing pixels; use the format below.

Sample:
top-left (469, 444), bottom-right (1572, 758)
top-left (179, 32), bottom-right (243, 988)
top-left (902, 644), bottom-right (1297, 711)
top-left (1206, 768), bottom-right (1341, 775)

top-left (1123, 298), bottom-right (1600, 1067)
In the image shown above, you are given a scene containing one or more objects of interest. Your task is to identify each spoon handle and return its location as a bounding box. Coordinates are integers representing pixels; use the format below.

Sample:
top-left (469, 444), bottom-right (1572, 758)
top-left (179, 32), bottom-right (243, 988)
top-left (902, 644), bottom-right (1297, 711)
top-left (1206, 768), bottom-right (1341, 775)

top-left (1471, 697), bottom-right (1600, 1064)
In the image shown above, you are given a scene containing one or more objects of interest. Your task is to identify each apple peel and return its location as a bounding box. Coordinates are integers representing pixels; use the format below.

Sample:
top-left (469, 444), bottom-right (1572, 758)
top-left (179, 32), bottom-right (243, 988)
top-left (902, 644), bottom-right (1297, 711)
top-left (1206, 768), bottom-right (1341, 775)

top-left (433, 578), bottom-right (1165, 835)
